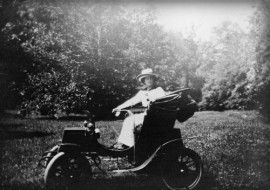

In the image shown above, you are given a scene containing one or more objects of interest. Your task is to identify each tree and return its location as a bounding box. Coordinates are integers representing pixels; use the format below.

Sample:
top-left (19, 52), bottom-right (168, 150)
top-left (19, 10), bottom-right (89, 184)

top-left (0, 0), bottom-right (33, 111)
top-left (197, 21), bottom-right (257, 110)
top-left (250, 0), bottom-right (270, 121)
top-left (2, 1), bottom-right (176, 117)
top-left (166, 30), bottom-right (204, 102)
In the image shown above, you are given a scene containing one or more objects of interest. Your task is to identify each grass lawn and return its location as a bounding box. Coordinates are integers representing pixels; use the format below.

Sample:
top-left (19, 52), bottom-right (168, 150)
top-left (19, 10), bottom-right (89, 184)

top-left (0, 110), bottom-right (269, 190)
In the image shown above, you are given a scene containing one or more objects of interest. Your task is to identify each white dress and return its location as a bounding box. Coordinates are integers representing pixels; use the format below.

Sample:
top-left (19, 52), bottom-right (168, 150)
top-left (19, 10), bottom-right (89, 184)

top-left (117, 87), bottom-right (165, 147)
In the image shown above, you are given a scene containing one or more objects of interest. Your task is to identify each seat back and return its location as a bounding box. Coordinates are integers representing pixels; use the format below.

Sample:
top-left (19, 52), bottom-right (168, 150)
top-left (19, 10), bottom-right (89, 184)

top-left (135, 89), bottom-right (196, 159)
top-left (138, 91), bottom-right (184, 143)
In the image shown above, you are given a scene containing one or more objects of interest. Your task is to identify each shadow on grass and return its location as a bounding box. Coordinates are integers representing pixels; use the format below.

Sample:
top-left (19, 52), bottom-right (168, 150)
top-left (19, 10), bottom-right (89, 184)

top-left (0, 175), bottom-right (164, 190)
top-left (0, 123), bottom-right (24, 129)
top-left (0, 123), bottom-right (54, 140)
top-left (0, 173), bottom-right (226, 190)
top-left (33, 115), bottom-right (88, 121)
top-left (198, 171), bottom-right (223, 190)
top-left (0, 109), bottom-right (119, 122)
top-left (0, 111), bottom-right (24, 120)
top-left (35, 115), bottom-right (116, 122)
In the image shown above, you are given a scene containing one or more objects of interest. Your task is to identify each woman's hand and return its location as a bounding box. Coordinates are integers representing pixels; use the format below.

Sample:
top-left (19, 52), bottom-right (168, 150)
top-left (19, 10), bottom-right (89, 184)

top-left (112, 107), bottom-right (121, 117)
top-left (112, 107), bottom-right (121, 113)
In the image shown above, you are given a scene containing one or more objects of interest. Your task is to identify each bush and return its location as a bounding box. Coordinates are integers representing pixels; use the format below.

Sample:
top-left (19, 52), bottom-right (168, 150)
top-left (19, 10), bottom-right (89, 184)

top-left (258, 82), bottom-right (270, 122)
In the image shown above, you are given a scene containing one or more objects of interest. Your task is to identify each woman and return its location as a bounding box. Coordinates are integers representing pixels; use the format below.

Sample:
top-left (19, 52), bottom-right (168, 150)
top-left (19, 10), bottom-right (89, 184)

top-left (112, 68), bottom-right (166, 149)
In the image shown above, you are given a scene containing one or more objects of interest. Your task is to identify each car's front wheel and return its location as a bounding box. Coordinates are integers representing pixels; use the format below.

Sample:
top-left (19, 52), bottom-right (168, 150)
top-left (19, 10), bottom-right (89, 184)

top-left (44, 152), bottom-right (92, 190)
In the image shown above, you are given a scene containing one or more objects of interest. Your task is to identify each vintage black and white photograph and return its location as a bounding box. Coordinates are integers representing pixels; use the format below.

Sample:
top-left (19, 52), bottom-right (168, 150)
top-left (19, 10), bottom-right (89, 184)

top-left (0, 0), bottom-right (269, 189)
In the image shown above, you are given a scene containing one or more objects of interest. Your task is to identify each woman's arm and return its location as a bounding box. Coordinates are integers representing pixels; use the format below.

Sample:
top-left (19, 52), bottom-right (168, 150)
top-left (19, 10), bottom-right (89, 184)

top-left (112, 91), bottom-right (142, 112)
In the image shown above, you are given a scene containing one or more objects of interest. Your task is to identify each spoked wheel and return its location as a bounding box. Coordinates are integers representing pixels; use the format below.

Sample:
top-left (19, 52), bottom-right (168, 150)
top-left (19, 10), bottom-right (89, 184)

top-left (44, 152), bottom-right (92, 190)
top-left (161, 148), bottom-right (202, 190)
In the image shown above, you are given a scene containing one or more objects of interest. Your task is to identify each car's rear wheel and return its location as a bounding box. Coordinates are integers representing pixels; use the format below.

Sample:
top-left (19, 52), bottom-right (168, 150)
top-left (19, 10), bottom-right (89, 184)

top-left (161, 148), bottom-right (203, 190)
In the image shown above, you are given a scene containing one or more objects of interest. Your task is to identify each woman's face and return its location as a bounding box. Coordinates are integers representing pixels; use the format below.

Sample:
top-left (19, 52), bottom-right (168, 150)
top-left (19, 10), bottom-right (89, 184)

top-left (144, 76), bottom-right (154, 89)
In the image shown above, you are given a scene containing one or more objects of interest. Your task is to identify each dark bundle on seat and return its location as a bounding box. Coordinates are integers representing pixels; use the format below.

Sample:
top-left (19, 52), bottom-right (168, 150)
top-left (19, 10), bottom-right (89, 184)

top-left (150, 88), bottom-right (198, 123)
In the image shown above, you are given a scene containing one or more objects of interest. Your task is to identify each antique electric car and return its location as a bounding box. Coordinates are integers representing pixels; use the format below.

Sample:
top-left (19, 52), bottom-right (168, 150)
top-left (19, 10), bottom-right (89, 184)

top-left (39, 88), bottom-right (203, 190)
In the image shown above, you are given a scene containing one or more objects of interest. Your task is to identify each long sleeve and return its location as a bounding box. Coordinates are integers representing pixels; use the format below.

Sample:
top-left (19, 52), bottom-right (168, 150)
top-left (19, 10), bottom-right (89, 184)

top-left (117, 91), bottom-right (143, 109)
top-left (117, 87), bottom-right (166, 109)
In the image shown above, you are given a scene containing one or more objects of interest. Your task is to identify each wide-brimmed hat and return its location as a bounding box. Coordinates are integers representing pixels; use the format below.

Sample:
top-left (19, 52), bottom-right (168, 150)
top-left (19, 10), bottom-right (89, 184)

top-left (136, 68), bottom-right (159, 82)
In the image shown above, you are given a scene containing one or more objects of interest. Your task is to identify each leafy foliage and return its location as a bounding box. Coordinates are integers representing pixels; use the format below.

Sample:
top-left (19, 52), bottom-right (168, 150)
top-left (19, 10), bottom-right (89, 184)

top-left (1, 1), bottom-right (179, 116)
top-left (0, 0), bottom-right (269, 118)
top-left (245, 1), bottom-right (270, 121)
top-left (197, 21), bottom-right (257, 111)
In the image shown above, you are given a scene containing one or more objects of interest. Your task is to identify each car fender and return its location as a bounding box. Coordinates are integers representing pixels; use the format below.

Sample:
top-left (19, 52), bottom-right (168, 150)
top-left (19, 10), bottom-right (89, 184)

top-left (158, 138), bottom-right (185, 155)
top-left (58, 143), bottom-right (82, 154)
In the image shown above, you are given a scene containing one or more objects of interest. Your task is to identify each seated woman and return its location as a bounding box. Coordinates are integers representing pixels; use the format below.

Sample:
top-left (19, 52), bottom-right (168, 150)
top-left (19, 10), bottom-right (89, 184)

top-left (112, 68), bottom-right (166, 149)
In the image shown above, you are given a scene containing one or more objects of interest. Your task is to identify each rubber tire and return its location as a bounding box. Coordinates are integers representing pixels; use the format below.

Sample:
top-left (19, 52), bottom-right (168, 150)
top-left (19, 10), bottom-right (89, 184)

top-left (161, 148), bottom-right (203, 190)
top-left (44, 145), bottom-right (59, 167)
top-left (44, 152), bottom-right (92, 190)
